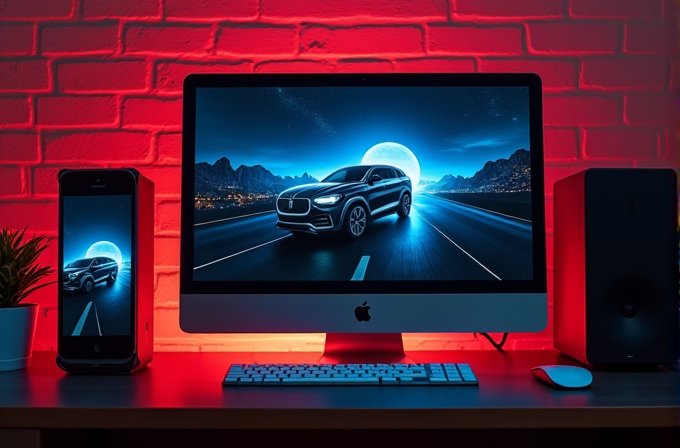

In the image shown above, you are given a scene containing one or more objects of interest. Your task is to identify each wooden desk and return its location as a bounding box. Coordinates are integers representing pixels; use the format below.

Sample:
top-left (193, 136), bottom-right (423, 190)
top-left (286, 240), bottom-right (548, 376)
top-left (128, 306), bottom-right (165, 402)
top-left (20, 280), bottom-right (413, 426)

top-left (1, 351), bottom-right (678, 447)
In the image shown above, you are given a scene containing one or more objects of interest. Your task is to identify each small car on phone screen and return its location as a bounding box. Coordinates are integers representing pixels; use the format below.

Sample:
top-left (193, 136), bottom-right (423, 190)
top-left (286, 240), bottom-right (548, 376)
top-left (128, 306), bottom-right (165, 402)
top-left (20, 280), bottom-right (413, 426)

top-left (62, 257), bottom-right (118, 293)
top-left (275, 165), bottom-right (412, 239)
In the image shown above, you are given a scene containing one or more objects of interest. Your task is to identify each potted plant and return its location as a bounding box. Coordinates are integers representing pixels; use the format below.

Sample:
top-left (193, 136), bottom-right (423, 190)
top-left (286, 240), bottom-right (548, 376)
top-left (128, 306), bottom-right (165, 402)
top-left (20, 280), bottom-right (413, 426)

top-left (0, 228), bottom-right (54, 371)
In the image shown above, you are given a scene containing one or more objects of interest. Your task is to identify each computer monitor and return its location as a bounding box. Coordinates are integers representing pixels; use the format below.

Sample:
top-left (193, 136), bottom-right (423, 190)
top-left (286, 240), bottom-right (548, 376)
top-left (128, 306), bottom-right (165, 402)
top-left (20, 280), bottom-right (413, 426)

top-left (180, 73), bottom-right (547, 358)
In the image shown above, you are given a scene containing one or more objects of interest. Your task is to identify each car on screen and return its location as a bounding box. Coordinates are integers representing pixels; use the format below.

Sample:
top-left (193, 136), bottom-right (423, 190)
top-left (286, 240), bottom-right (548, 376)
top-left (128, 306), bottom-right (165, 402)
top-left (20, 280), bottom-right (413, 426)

top-left (62, 257), bottom-right (118, 293)
top-left (275, 165), bottom-right (412, 239)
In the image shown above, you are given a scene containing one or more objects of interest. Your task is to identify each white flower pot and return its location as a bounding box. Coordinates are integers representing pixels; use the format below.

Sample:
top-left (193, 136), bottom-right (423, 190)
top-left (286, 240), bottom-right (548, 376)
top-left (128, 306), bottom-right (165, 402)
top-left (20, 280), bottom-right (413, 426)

top-left (0, 303), bottom-right (39, 372)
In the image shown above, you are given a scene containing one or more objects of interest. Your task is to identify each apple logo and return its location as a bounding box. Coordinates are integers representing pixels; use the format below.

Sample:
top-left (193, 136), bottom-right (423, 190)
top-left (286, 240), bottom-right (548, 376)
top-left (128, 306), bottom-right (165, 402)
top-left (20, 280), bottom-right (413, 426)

top-left (354, 301), bottom-right (371, 322)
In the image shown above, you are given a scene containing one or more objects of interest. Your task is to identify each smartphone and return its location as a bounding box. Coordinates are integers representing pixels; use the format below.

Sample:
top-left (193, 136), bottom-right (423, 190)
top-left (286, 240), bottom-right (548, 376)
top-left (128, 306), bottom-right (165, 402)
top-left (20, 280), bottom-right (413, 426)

top-left (57, 168), bottom-right (153, 373)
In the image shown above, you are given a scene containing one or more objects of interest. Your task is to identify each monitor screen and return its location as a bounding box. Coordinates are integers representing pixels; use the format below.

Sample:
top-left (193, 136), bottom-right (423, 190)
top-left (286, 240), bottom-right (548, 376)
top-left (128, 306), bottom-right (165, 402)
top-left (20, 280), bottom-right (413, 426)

top-left (180, 73), bottom-right (547, 335)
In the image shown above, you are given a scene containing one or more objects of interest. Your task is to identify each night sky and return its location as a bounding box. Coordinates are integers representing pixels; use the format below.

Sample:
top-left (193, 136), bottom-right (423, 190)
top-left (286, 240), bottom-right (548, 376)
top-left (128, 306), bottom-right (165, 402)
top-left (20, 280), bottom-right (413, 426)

top-left (63, 195), bottom-right (132, 265)
top-left (195, 86), bottom-right (530, 182)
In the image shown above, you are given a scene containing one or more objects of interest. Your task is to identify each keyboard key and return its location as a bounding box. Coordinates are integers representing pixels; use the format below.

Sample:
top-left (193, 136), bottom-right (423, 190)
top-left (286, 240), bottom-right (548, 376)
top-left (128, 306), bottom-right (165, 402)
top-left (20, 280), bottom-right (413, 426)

top-left (282, 377), bottom-right (380, 385)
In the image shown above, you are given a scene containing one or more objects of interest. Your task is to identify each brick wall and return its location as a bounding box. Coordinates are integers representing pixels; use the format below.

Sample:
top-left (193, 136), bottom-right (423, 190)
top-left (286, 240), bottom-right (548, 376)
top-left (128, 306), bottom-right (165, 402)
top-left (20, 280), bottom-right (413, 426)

top-left (0, 0), bottom-right (677, 352)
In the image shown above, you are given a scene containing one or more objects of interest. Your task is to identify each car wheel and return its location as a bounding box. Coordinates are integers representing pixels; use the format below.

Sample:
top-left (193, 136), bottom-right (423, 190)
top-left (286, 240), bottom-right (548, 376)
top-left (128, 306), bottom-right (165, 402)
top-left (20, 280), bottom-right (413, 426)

top-left (81, 278), bottom-right (94, 294)
top-left (397, 193), bottom-right (411, 218)
top-left (344, 204), bottom-right (367, 239)
top-left (106, 269), bottom-right (117, 286)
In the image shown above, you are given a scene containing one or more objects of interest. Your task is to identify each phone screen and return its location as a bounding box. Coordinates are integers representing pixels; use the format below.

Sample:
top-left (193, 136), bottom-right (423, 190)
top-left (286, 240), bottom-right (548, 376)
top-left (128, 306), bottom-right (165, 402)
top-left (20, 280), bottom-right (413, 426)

top-left (61, 195), bottom-right (132, 337)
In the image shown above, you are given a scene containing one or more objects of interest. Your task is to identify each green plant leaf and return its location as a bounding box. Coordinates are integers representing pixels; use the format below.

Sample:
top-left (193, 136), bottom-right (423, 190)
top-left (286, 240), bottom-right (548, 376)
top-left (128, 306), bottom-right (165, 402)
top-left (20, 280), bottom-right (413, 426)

top-left (0, 227), bottom-right (55, 308)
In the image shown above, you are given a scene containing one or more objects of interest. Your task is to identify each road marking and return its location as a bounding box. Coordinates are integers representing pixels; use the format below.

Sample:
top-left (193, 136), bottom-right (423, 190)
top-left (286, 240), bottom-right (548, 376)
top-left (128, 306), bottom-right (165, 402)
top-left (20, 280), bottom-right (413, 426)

top-left (413, 209), bottom-right (502, 281)
top-left (72, 301), bottom-right (93, 336)
top-left (193, 234), bottom-right (292, 270)
top-left (351, 256), bottom-right (370, 281)
top-left (195, 210), bottom-right (276, 227)
top-left (420, 193), bottom-right (532, 223)
top-left (93, 303), bottom-right (102, 336)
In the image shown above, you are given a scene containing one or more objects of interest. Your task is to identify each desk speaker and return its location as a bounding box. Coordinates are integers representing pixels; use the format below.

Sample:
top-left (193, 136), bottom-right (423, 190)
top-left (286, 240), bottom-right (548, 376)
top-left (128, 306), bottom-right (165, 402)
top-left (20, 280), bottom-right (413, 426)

top-left (553, 168), bottom-right (679, 365)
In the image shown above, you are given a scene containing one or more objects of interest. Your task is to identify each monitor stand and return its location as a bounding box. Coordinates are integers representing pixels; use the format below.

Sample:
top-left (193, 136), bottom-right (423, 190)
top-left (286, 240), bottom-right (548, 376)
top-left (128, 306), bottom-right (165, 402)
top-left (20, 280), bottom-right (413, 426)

top-left (319, 333), bottom-right (412, 364)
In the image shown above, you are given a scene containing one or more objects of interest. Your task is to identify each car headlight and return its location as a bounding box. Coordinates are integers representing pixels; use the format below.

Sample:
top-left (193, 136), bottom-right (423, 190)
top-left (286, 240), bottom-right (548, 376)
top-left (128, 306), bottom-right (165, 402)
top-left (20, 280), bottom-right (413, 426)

top-left (68, 273), bottom-right (77, 280)
top-left (313, 195), bottom-right (343, 205)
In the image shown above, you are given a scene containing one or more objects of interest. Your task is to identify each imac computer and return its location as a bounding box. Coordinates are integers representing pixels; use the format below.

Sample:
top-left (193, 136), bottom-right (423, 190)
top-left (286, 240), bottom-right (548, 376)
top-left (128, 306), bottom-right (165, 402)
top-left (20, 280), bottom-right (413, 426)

top-left (180, 73), bottom-right (547, 361)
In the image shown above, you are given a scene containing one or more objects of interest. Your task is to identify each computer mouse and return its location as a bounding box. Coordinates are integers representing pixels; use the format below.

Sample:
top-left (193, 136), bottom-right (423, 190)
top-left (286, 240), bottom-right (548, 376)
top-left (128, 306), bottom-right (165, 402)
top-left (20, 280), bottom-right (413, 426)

top-left (531, 365), bottom-right (592, 389)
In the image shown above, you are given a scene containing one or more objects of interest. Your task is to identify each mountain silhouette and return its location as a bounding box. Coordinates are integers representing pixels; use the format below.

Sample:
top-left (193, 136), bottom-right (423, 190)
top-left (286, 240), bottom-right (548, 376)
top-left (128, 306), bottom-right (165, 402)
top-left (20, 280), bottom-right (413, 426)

top-left (427, 148), bottom-right (531, 193)
top-left (195, 157), bottom-right (318, 195)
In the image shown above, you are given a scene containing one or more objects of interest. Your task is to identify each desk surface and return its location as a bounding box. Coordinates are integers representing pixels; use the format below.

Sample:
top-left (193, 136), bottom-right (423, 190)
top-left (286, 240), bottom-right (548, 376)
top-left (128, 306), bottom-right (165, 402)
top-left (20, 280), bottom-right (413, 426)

top-left (1, 350), bottom-right (679, 431)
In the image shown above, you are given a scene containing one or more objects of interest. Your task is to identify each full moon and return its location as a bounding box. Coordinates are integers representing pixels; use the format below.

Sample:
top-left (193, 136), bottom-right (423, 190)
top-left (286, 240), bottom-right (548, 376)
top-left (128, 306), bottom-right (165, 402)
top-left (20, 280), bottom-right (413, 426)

top-left (86, 241), bottom-right (123, 267)
top-left (361, 142), bottom-right (420, 188)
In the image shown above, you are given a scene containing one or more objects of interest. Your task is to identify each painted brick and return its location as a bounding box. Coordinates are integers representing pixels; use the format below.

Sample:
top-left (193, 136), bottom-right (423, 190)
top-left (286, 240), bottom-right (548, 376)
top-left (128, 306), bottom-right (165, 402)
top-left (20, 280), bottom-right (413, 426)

top-left (666, 130), bottom-right (679, 164)
top-left (633, 151), bottom-right (677, 168)
top-left (335, 59), bottom-right (393, 72)
top-left (453, 0), bottom-right (564, 20)
top-left (138, 166), bottom-right (181, 195)
top-left (43, 131), bottom-right (151, 162)
top-left (673, 60), bottom-right (680, 91)
top-left (156, 199), bottom-right (180, 233)
top-left (154, 235), bottom-right (180, 266)
top-left (0, 167), bottom-right (24, 196)
top-left (428, 26), bottom-right (523, 55)
top-left (571, 0), bottom-right (661, 18)
top-left (662, 0), bottom-right (676, 17)
top-left (41, 24), bottom-right (119, 55)
top-left (83, 0), bottom-right (160, 19)
top-left (261, 0), bottom-right (447, 19)
top-left (543, 96), bottom-right (620, 126)
top-left (0, 97), bottom-right (31, 125)
top-left (0, 133), bottom-right (39, 162)
top-left (0, 60), bottom-right (49, 92)
top-left (216, 25), bottom-right (298, 55)
top-left (255, 60), bottom-right (335, 73)
top-left (624, 22), bottom-right (675, 55)
top-left (154, 271), bottom-right (179, 305)
top-left (122, 97), bottom-right (182, 127)
top-left (57, 61), bottom-right (148, 93)
top-left (32, 166), bottom-right (68, 196)
top-left (583, 129), bottom-right (658, 160)
top-left (37, 96), bottom-right (118, 126)
top-left (545, 197), bottom-right (554, 234)
top-left (153, 308), bottom-right (186, 340)
top-left (165, 0), bottom-right (258, 20)
top-left (155, 61), bottom-right (253, 93)
top-left (0, 24), bottom-right (34, 55)
top-left (300, 26), bottom-right (423, 55)
top-left (124, 26), bottom-right (213, 55)
top-left (544, 128), bottom-right (578, 160)
top-left (624, 93), bottom-right (675, 127)
top-left (478, 59), bottom-right (576, 90)
top-left (582, 58), bottom-right (668, 90)
top-left (0, 201), bottom-right (57, 232)
top-left (0, 0), bottom-right (73, 19)
top-left (157, 132), bottom-right (182, 163)
top-left (393, 58), bottom-right (475, 72)
top-left (528, 23), bottom-right (619, 54)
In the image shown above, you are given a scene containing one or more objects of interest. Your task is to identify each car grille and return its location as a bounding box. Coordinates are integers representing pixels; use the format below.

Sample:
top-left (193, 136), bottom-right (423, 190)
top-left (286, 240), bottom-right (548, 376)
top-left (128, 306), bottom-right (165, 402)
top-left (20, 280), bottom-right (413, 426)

top-left (310, 215), bottom-right (332, 228)
top-left (277, 197), bottom-right (310, 214)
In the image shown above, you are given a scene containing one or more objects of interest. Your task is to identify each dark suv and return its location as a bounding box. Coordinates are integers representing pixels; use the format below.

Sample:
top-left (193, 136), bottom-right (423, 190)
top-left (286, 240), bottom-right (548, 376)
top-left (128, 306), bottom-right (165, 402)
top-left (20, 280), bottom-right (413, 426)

top-left (276, 165), bottom-right (412, 239)
top-left (62, 257), bottom-right (118, 293)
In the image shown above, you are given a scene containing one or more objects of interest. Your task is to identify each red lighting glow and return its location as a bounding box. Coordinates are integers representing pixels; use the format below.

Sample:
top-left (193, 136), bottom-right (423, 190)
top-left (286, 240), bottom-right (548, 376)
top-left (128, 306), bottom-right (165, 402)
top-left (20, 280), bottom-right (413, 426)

top-left (0, 0), bottom-right (676, 352)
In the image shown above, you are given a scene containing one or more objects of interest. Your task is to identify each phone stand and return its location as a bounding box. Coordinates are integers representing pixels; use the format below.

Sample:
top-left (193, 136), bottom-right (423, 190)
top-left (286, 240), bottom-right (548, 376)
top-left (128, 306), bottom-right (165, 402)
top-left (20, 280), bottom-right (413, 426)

top-left (56, 168), bottom-right (154, 374)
